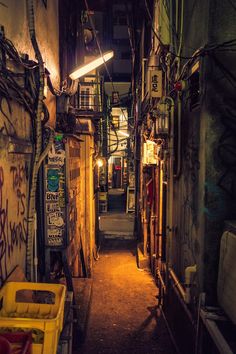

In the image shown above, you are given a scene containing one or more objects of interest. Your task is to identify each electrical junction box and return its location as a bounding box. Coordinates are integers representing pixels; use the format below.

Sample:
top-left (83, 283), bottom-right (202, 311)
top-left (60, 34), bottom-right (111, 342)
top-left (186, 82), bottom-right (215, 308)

top-left (154, 102), bottom-right (169, 136)
top-left (155, 112), bottom-right (169, 135)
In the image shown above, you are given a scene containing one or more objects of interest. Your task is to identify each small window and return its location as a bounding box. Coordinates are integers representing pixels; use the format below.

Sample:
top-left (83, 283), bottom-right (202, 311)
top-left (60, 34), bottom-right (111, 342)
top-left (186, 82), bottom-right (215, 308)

top-left (121, 52), bottom-right (131, 60)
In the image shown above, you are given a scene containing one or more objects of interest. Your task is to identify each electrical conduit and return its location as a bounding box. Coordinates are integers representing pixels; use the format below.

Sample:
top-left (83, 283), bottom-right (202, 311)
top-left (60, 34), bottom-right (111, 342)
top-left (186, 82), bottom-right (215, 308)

top-left (165, 97), bottom-right (174, 267)
top-left (26, 0), bottom-right (45, 280)
top-left (169, 265), bottom-right (197, 304)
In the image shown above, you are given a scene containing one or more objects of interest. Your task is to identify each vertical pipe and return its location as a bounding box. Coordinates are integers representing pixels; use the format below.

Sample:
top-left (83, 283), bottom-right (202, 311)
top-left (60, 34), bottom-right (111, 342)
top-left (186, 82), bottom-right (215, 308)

top-left (159, 161), bottom-right (163, 259)
top-left (34, 212), bottom-right (38, 282)
top-left (141, 58), bottom-right (147, 101)
top-left (26, 0), bottom-right (45, 281)
top-left (166, 97), bottom-right (175, 267)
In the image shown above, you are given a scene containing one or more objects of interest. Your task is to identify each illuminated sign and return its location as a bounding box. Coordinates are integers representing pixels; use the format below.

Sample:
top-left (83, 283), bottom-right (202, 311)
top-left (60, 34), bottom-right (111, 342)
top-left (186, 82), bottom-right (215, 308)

top-left (149, 70), bottom-right (162, 98)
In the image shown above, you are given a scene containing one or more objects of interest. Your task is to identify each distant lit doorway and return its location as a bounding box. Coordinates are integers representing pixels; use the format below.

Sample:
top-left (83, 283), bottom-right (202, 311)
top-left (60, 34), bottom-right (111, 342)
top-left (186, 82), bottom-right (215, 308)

top-left (108, 156), bottom-right (128, 190)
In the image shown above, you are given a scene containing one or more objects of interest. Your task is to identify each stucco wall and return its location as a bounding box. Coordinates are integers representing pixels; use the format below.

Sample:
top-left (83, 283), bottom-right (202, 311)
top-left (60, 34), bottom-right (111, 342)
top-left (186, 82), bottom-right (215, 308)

top-left (0, 139), bottom-right (30, 284)
top-left (0, 0), bottom-right (60, 125)
top-left (172, 0), bottom-right (236, 300)
top-left (0, 0), bottom-right (59, 282)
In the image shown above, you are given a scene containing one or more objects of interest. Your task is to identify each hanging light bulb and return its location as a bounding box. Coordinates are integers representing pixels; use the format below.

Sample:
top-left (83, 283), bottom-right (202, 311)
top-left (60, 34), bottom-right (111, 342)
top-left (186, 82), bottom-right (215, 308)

top-left (96, 158), bottom-right (104, 167)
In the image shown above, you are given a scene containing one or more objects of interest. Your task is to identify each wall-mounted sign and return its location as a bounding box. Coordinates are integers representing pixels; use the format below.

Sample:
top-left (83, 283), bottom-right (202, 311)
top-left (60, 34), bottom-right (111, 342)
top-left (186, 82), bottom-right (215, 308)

top-left (149, 70), bottom-right (162, 98)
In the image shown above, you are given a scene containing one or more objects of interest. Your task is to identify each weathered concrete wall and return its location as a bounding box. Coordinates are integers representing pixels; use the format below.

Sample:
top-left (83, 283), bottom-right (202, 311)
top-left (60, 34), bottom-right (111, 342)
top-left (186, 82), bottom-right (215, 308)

top-left (0, 0), bottom-right (59, 282)
top-left (173, 0), bottom-right (236, 301)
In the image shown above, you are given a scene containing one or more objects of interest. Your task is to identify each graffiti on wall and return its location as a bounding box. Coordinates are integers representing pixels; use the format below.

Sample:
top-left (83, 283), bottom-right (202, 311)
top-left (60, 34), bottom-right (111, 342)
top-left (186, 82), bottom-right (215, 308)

top-left (0, 163), bottom-right (28, 284)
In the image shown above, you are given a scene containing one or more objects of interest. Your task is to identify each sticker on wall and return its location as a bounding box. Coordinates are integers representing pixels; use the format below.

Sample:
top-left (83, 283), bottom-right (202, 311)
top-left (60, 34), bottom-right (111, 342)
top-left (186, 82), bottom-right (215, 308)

top-left (48, 144), bottom-right (65, 166)
top-left (59, 174), bottom-right (65, 191)
top-left (48, 228), bottom-right (63, 246)
top-left (58, 191), bottom-right (65, 207)
top-left (46, 203), bottom-right (60, 213)
top-left (46, 192), bottom-right (59, 202)
top-left (47, 168), bottom-right (60, 192)
top-left (47, 212), bottom-right (64, 227)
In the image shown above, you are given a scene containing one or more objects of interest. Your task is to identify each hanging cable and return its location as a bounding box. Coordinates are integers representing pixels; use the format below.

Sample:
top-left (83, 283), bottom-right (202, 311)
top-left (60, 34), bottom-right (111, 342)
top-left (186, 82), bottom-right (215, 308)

top-left (83, 0), bottom-right (131, 144)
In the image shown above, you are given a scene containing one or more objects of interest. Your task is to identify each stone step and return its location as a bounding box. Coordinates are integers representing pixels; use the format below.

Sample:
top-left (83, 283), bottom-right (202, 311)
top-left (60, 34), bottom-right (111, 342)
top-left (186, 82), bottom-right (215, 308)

top-left (100, 230), bottom-right (134, 240)
top-left (99, 217), bottom-right (134, 232)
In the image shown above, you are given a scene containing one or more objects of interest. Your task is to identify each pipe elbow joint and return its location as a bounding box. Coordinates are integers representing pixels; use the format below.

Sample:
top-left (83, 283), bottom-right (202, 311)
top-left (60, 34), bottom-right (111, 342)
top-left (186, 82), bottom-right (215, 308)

top-left (185, 264), bottom-right (197, 285)
top-left (184, 265), bottom-right (197, 304)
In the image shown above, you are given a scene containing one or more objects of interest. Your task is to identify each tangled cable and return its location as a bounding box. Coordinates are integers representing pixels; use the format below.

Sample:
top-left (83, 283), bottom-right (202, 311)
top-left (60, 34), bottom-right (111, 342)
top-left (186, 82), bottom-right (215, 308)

top-left (0, 34), bottom-right (50, 135)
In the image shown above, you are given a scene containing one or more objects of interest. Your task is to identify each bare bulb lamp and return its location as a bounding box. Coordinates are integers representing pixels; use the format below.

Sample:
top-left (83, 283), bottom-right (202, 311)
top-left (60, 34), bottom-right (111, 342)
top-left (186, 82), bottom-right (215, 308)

top-left (96, 158), bottom-right (104, 168)
top-left (69, 51), bottom-right (114, 80)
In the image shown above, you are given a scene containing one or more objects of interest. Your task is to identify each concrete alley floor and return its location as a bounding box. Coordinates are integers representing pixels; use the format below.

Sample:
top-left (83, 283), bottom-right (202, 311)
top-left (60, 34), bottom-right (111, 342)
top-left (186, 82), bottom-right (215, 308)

top-left (76, 240), bottom-right (175, 354)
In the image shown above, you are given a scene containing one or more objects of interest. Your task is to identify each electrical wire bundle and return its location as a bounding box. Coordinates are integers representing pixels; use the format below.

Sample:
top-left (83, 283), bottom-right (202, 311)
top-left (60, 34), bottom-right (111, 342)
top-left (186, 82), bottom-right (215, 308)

top-left (83, 0), bottom-right (133, 158)
top-left (0, 34), bottom-right (49, 135)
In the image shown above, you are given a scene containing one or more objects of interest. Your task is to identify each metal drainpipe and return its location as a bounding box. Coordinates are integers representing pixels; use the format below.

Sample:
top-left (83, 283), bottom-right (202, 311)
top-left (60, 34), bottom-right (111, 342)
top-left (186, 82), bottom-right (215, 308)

top-left (174, 0), bottom-right (184, 178)
top-left (141, 58), bottom-right (147, 101)
top-left (169, 265), bottom-right (197, 304)
top-left (26, 0), bottom-right (45, 281)
top-left (165, 97), bottom-right (174, 268)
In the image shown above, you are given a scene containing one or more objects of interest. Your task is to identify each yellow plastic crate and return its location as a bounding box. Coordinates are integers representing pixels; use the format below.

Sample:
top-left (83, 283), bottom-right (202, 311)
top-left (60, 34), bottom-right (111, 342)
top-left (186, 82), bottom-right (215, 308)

top-left (0, 282), bottom-right (66, 354)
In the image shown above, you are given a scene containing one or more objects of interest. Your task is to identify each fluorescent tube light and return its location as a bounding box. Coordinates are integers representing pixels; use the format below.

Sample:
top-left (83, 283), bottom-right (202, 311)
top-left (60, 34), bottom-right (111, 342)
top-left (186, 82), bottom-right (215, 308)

top-left (118, 130), bottom-right (129, 137)
top-left (69, 51), bottom-right (114, 80)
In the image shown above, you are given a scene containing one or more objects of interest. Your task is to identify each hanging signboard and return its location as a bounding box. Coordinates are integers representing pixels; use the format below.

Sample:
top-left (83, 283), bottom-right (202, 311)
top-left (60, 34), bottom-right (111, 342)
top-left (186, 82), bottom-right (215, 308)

top-left (149, 70), bottom-right (162, 98)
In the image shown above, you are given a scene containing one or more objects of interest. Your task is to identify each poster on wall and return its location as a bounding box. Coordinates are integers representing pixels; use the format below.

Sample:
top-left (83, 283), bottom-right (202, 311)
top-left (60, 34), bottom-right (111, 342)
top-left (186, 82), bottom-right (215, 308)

top-left (44, 134), bottom-right (67, 247)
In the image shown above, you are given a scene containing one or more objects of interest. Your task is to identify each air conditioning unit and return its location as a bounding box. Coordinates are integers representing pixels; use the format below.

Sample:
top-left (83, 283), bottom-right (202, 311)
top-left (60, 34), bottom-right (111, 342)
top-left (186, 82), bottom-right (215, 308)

top-left (79, 84), bottom-right (94, 110)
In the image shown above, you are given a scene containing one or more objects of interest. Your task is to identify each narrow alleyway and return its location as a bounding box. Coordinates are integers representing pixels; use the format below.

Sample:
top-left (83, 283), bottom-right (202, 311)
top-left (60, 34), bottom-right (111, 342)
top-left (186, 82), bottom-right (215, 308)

top-left (76, 240), bottom-right (175, 354)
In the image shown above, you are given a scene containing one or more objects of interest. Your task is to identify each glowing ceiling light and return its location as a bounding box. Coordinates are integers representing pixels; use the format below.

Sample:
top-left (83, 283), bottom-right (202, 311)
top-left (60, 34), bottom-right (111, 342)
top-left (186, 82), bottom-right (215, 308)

top-left (69, 51), bottom-right (114, 80)
top-left (118, 130), bottom-right (129, 137)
